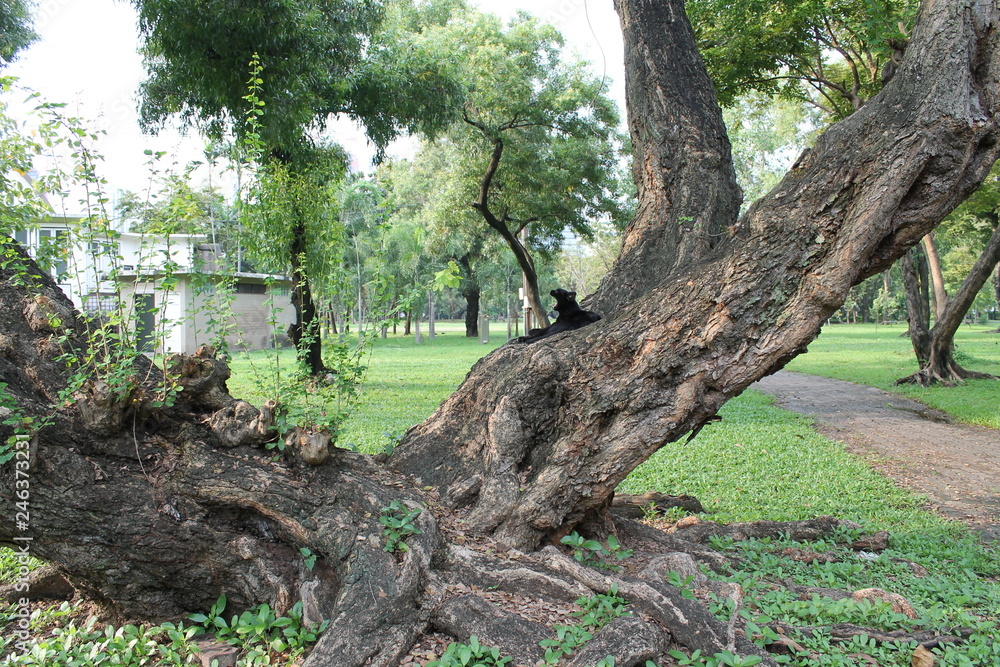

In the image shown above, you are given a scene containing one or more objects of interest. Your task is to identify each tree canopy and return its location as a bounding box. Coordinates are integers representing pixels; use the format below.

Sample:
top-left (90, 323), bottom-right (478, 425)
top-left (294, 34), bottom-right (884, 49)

top-left (0, 0), bottom-right (36, 68)
top-left (409, 7), bottom-right (629, 325)
top-left (134, 0), bottom-right (461, 154)
top-left (688, 0), bottom-right (918, 117)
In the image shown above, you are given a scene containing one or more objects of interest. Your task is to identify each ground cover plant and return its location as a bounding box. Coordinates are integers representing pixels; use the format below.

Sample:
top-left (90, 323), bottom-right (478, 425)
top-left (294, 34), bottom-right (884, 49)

top-left (785, 322), bottom-right (1000, 428)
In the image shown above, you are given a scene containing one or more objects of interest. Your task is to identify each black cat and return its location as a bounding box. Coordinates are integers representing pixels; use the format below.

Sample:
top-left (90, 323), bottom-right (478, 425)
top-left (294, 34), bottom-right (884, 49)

top-left (516, 289), bottom-right (601, 344)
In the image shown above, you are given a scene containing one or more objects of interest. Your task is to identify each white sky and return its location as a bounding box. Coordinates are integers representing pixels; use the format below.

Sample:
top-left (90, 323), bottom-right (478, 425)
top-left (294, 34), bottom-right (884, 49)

top-left (5, 0), bottom-right (625, 202)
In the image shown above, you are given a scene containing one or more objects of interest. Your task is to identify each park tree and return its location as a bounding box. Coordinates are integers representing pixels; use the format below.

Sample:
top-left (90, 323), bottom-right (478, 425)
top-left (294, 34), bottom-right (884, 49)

top-left (417, 8), bottom-right (628, 328)
top-left (132, 0), bottom-right (463, 374)
top-left (1, 1), bottom-right (999, 665)
top-left (688, 0), bottom-right (918, 118)
top-left (0, 0), bottom-right (36, 68)
top-left (898, 165), bottom-right (1000, 384)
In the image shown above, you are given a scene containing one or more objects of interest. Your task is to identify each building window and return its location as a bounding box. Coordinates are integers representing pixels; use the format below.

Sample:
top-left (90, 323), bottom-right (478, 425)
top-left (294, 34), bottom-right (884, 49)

top-left (83, 294), bottom-right (119, 314)
top-left (235, 282), bottom-right (267, 295)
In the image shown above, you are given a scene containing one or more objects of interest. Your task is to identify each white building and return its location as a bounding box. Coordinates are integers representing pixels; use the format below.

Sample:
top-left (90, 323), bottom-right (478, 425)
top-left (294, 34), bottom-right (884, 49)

top-left (15, 215), bottom-right (295, 355)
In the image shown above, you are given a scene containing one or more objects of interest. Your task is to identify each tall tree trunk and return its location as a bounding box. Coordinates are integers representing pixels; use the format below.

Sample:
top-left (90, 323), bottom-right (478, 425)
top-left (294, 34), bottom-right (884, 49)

top-left (993, 262), bottom-right (1000, 330)
top-left (458, 252), bottom-right (482, 338)
top-left (898, 219), bottom-right (1000, 385)
top-left (289, 221), bottom-right (325, 375)
top-left (901, 248), bottom-right (932, 364)
top-left (921, 232), bottom-right (949, 321)
top-left (2, 1), bottom-right (999, 666)
top-left (586, 0), bottom-right (742, 314)
top-left (462, 283), bottom-right (480, 338)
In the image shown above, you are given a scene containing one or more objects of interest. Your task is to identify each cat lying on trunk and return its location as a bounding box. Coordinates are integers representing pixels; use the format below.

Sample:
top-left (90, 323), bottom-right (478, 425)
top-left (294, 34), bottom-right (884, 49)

top-left (516, 288), bottom-right (601, 344)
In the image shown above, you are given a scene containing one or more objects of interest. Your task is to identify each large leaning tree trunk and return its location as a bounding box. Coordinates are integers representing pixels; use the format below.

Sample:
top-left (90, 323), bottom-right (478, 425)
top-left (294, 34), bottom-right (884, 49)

top-left (2, 1), bottom-right (999, 666)
top-left (389, 0), bottom-right (1000, 549)
top-left (897, 217), bottom-right (1000, 385)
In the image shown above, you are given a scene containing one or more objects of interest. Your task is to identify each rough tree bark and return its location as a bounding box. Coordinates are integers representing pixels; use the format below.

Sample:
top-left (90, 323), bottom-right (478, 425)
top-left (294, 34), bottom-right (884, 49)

top-left (2, 1), bottom-right (999, 666)
top-left (458, 252), bottom-right (481, 338)
top-left (901, 247), bottom-right (933, 362)
top-left (897, 218), bottom-right (1000, 385)
top-left (289, 220), bottom-right (326, 375)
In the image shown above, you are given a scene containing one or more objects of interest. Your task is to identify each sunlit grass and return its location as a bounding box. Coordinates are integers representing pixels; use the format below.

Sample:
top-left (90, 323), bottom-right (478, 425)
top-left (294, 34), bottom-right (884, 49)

top-left (225, 321), bottom-right (507, 452)
top-left (786, 321), bottom-right (1000, 428)
top-left (618, 391), bottom-right (942, 531)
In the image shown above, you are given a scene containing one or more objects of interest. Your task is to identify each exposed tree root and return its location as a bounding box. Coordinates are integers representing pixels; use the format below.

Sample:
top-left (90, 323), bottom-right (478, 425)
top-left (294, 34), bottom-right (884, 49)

top-left (766, 621), bottom-right (972, 650)
top-left (895, 362), bottom-right (997, 387)
top-left (667, 515), bottom-right (861, 544)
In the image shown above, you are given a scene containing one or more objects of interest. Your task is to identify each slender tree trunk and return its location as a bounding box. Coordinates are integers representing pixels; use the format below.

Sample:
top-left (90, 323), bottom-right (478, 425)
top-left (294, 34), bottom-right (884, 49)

top-left (459, 253), bottom-right (481, 338)
top-left (898, 219), bottom-right (1000, 385)
top-left (470, 137), bottom-right (551, 328)
top-left (289, 221), bottom-right (325, 375)
top-left (992, 263), bottom-right (1000, 330)
top-left (901, 249), bottom-right (932, 364)
top-left (428, 291), bottom-right (435, 339)
top-left (921, 232), bottom-right (948, 322)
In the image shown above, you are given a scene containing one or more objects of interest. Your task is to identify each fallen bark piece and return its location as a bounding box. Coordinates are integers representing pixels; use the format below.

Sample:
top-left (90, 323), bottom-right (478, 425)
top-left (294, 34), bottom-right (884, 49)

top-left (563, 615), bottom-right (669, 667)
top-left (851, 588), bottom-right (918, 619)
top-left (193, 636), bottom-right (239, 667)
top-left (431, 594), bottom-right (549, 666)
top-left (912, 644), bottom-right (936, 666)
top-left (851, 530), bottom-right (890, 552)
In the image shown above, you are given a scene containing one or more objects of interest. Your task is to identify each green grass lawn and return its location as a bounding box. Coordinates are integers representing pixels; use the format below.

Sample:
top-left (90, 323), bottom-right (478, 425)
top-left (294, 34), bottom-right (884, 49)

top-left (785, 321), bottom-right (1000, 428)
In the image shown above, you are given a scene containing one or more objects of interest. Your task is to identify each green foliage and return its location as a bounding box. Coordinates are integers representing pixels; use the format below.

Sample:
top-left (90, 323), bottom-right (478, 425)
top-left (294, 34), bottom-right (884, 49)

top-left (1, 602), bottom-right (200, 666)
top-left (560, 532), bottom-right (633, 572)
top-left (426, 635), bottom-right (512, 667)
top-left (664, 649), bottom-right (762, 667)
top-left (134, 0), bottom-right (461, 154)
top-left (688, 0), bottom-right (918, 118)
top-left (619, 390), bottom-right (934, 529)
top-left (187, 594), bottom-right (329, 665)
top-left (702, 530), bottom-right (1000, 666)
top-left (0, 0), bottom-right (36, 67)
top-left (380, 500), bottom-right (422, 553)
top-left (540, 587), bottom-right (630, 664)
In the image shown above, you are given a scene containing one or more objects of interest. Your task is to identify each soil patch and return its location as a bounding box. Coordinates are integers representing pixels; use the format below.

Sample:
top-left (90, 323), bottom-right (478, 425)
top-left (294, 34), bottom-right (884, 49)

top-left (753, 371), bottom-right (1000, 542)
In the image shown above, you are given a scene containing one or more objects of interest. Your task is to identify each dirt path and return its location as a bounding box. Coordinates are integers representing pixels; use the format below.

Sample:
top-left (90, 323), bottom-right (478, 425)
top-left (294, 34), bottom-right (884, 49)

top-left (752, 371), bottom-right (1000, 542)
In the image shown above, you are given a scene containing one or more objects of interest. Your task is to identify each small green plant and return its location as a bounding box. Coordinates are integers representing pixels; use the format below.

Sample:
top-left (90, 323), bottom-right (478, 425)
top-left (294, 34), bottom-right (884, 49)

top-left (299, 547), bottom-right (317, 571)
top-left (665, 570), bottom-right (698, 600)
top-left (380, 500), bottom-right (422, 553)
top-left (540, 586), bottom-right (630, 664)
top-left (187, 594), bottom-right (328, 665)
top-left (426, 634), bottom-right (512, 666)
top-left (666, 649), bottom-right (763, 667)
top-left (560, 532), bottom-right (633, 571)
top-left (540, 624), bottom-right (593, 664)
